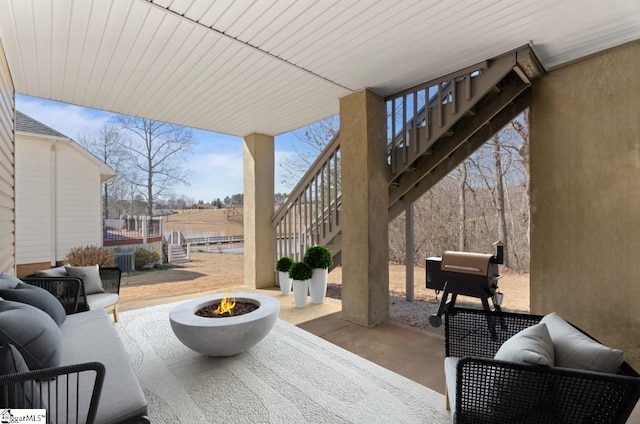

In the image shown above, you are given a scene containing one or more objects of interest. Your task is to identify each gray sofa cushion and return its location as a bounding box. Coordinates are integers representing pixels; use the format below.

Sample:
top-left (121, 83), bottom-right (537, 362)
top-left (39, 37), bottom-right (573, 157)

top-left (0, 300), bottom-right (62, 370)
top-left (86, 293), bottom-right (118, 310)
top-left (494, 322), bottom-right (554, 366)
top-left (34, 265), bottom-right (68, 277)
top-left (65, 265), bottom-right (105, 295)
top-left (0, 282), bottom-right (66, 326)
top-left (541, 312), bottom-right (624, 373)
top-left (0, 344), bottom-right (44, 408)
top-left (0, 272), bottom-right (20, 289)
top-left (61, 310), bottom-right (148, 423)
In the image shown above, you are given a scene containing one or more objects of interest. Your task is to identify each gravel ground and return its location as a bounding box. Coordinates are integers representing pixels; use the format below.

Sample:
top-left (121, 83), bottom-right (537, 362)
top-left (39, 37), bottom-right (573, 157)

top-left (327, 284), bottom-right (441, 331)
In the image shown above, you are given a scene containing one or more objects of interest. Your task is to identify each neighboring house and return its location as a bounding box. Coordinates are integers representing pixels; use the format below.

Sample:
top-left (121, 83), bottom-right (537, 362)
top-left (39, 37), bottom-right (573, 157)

top-left (191, 202), bottom-right (216, 210)
top-left (14, 110), bottom-right (116, 277)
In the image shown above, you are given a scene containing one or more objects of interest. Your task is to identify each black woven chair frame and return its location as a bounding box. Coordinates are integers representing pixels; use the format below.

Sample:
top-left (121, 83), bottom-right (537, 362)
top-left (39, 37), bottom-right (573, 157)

top-left (0, 361), bottom-right (105, 424)
top-left (445, 307), bottom-right (543, 358)
top-left (22, 267), bottom-right (122, 315)
top-left (97, 267), bottom-right (122, 295)
top-left (20, 277), bottom-right (88, 314)
top-left (445, 307), bottom-right (640, 424)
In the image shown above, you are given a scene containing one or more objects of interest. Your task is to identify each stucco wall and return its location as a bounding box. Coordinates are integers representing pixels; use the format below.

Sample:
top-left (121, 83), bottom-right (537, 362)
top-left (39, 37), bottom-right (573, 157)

top-left (340, 89), bottom-right (389, 327)
top-left (530, 40), bottom-right (640, 364)
top-left (243, 133), bottom-right (275, 289)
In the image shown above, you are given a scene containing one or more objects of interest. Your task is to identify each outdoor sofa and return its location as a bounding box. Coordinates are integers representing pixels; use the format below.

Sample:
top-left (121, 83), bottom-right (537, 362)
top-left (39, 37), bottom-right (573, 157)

top-left (0, 272), bottom-right (148, 423)
top-left (444, 307), bottom-right (640, 423)
top-left (23, 265), bottom-right (121, 321)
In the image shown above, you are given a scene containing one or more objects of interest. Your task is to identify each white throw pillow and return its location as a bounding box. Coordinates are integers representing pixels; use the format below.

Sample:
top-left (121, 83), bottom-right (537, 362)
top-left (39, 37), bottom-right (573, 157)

top-left (65, 265), bottom-right (105, 295)
top-left (494, 322), bottom-right (555, 366)
top-left (541, 312), bottom-right (624, 373)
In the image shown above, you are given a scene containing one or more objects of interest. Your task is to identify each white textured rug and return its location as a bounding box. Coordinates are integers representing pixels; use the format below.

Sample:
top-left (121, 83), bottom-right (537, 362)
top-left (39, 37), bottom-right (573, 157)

top-left (115, 301), bottom-right (449, 423)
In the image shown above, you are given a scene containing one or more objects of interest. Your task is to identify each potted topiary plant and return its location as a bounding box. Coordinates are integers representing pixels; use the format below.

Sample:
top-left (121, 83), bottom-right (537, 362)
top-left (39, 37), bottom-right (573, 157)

top-left (288, 261), bottom-right (312, 308)
top-left (303, 245), bottom-right (333, 304)
top-left (276, 256), bottom-right (294, 295)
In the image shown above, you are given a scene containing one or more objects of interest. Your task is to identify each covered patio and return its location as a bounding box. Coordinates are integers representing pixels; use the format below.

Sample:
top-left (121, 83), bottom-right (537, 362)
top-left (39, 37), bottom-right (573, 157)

top-left (1, 0), bottom-right (639, 422)
top-left (115, 288), bottom-right (450, 422)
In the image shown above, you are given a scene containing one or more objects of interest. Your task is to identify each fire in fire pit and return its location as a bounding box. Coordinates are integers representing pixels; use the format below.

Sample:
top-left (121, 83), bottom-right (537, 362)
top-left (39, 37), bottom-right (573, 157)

top-left (195, 292), bottom-right (258, 318)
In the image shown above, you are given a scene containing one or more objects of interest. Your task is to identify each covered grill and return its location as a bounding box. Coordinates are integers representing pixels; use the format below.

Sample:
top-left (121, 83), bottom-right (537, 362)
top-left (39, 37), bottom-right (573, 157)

top-left (426, 242), bottom-right (504, 327)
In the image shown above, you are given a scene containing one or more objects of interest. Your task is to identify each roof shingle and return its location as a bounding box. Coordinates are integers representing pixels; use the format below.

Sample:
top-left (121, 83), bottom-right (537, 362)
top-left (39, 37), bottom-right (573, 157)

top-left (15, 110), bottom-right (69, 139)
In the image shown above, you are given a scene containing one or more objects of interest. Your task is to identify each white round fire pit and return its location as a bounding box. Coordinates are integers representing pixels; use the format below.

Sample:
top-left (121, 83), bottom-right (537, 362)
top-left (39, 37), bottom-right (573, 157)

top-left (169, 293), bottom-right (280, 356)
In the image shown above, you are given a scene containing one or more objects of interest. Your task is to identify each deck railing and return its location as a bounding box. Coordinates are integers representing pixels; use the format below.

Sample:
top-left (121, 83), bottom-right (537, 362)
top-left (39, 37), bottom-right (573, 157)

top-left (272, 132), bottom-right (341, 261)
top-left (103, 216), bottom-right (163, 245)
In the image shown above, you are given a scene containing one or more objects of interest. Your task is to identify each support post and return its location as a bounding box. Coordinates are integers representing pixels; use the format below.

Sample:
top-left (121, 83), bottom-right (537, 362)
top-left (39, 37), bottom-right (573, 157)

top-left (405, 204), bottom-right (414, 302)
top-left (340, 89), bottom-right (389, 327)
top-left (142, 216), bottom-right (148, 245)
top-left (243, 133), bottom-right (275, 289)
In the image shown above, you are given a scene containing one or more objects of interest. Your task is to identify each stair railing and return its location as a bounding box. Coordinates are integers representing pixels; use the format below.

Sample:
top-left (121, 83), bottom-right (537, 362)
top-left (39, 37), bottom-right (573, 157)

top-left (271, 47), bottom-right (540, 271)
top-left (386, 61), bottom-right (488, 179)
top-left (272, 132), bottom-right (341, 261)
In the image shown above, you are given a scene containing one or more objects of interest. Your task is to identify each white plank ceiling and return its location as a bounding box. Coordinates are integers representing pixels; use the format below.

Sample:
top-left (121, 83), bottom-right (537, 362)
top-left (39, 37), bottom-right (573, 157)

top-left (0, 0), bottom-right (638, 136)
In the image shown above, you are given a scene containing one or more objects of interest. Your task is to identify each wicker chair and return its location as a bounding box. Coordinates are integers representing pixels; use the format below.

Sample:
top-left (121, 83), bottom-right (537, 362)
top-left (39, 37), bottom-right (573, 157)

top-left (22, 267), bottom-right (122, 321)
top-left (444, 307), bottom-right (640, 424)
top-left (0, 361), bottom-right (105, 423)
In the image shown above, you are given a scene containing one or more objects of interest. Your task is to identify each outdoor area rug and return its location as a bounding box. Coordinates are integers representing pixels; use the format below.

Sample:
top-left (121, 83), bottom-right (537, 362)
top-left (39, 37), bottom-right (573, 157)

top-left (115, 301), bottom-right (450, 423)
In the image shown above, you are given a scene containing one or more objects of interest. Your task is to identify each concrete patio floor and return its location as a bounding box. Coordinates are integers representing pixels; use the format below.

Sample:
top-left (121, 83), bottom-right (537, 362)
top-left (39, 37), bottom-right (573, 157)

top-left (119, 287), bottom-right (640, 423)
top-left (119, 286), bottom-right (447, 396)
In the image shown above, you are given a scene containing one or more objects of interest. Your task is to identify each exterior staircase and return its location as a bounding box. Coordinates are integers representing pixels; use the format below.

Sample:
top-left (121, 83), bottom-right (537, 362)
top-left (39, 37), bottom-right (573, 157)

top-left (164, 231), bottom-right (190, 264)
top-left (167, 243), bottom-right (189, 264)
top-left (272, 45), bottom-right (544, 268)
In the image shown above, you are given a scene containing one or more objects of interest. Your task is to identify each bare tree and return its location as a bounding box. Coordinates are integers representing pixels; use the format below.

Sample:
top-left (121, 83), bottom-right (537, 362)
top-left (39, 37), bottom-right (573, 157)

top-left (509, 109), bottom-right (530, 246)
top-left (117, 117), bottom-right (194, 216)
top-left (279, 116), bottom-right (338, 187)
top-left (78, 123), bottom-right (127, 218)
top-left (390, 111), bottom-right (531, 272)
top-left (492, 134), bottom-right (509, 267)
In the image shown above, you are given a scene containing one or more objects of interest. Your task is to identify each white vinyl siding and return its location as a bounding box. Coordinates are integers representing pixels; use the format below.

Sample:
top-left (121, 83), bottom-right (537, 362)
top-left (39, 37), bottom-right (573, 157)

top-left (15, 136), bottom-right (104, 265)
top-left (0, 40), bottom-right (15, 274)
top-left (55, 143), bottom-right (102, 259)
top-left (15, 137), bottom-right (51, 264)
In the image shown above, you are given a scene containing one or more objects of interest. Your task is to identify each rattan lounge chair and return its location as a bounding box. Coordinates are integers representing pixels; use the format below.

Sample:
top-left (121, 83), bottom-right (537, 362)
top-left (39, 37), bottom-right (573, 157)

top-left (444, 307), bottom-right (640, 423)
top-left (22, 267), bottom-right (122, 321)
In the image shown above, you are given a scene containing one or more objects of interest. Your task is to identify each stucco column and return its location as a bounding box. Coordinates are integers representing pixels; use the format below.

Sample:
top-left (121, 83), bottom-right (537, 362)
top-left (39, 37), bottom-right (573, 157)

top-left (340, 89), bottom-right (389, 327)
top-left (243, 133), bottom-right (275, 289)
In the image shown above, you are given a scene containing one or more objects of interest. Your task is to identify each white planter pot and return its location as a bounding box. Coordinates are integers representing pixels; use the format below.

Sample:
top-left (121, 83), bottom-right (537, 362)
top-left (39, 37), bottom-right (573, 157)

top-left (309, 268), bottom-right (328, 304)
top-left (278, 271), bottom-right (292, 295)
top-left (292, 279), bottom-right (309, 308)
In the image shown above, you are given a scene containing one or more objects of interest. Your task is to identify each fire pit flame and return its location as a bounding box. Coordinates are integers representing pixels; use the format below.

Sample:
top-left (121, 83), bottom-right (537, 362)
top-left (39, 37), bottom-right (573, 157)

top-left (214, 293), bottom-right (236, 316)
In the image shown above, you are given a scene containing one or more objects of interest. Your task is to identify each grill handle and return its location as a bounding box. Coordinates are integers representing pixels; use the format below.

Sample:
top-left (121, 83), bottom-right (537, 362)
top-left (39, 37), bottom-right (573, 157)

top-left (443, 264), bottom-right (481, 273)
top-left (489, 274), bottom-right (503, 290)
top-left (493, 240), bottom-right (504, 264)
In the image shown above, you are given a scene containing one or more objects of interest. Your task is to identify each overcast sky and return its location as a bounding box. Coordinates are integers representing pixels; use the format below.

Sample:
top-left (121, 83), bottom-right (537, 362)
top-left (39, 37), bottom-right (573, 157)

top-left (16, 94), bottom-right (313, 201)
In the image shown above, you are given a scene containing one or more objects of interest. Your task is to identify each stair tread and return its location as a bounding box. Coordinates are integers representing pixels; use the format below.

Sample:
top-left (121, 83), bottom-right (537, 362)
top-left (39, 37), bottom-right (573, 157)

top-left (167, 242), bottom-right (190, 263)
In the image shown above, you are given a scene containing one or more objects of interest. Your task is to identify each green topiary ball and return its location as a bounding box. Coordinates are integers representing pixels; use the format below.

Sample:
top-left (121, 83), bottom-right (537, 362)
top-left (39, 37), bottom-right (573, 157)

top-left (276, 256), bottom-right (295, 272)
top-left (303, 245), bottom-right (333, 269)
top-left (288, 261), bottom-right (313, 281)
